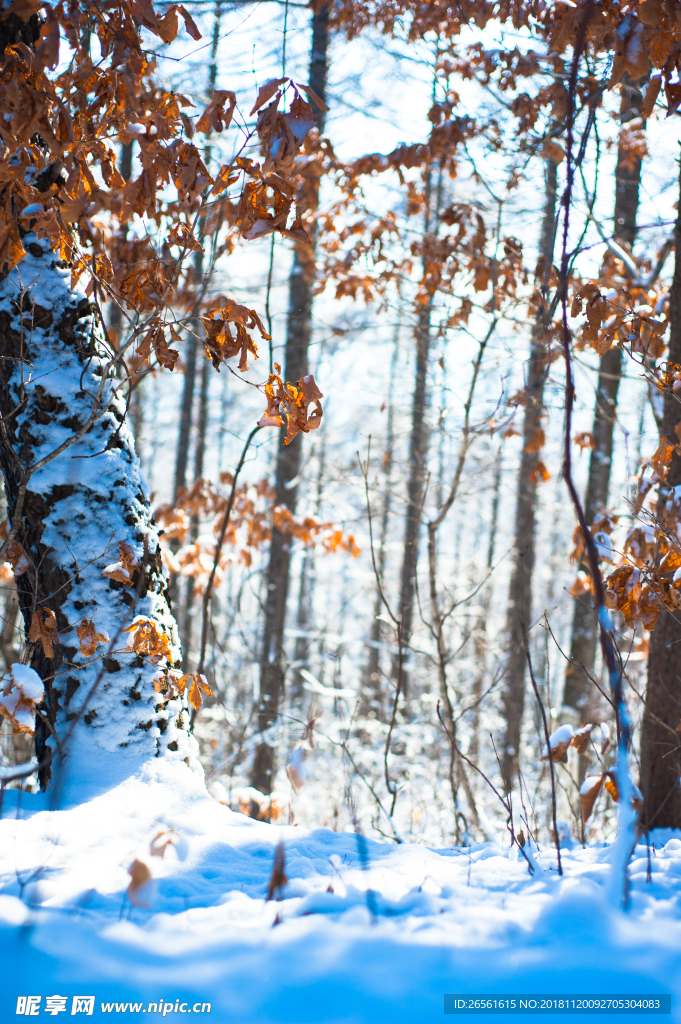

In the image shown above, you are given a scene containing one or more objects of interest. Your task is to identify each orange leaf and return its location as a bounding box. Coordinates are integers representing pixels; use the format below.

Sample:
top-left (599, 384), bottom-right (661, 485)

top-left (580, 774), bottom-right (605, 823)
top-left (102, 542), bottom-right (140, 588)
top-left (127, 859), bottom-right (153, 907)
top-left (197, 91), bottom-right (237, 134)
top-left (187, 673), bottom-right (213, 711)
top-left (76, 618), bottom-right (109, 658)
top-left (571, 723), bottom-right (595, 755)
top-left (528, 460), bottom-right (550, 486)
top-left (651, 436), bottom-right (675, 477)
top-left (28, 608), bottom-right (58, 659)
top-left (250, 78), bottom-right (286, 116)
top-left (123, 617), bottom-right (173, 665)
top-left (524, 428), bottom-right (545, 453)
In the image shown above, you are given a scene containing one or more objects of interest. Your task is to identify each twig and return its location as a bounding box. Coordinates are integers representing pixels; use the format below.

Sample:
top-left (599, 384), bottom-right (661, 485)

top-left (198, 424), bottom-right (263, 677)
top-left (524, 638), bottom-right (562, 875)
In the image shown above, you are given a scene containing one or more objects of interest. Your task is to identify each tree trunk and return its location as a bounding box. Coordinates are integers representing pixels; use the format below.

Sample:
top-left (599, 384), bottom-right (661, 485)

top-left (640, 161), bottom-right (681, 831)
top-left (180, 353), bottom-right (210, 669)
top-left (469, 448), bottom-right (502, 764)
top-left (250, 4), bottom-right (329, 795)
top-left (563, 83), bottom-right (643, 723)
top-left (361, 327), bottom-right (399, 719)
top-left (290, 428), bottom-right (326, 708)
top-left (391, 301), bottom-right (431, 702)
top-left (500, 157), bottom-right (558, 792)
top-left (0, 238), bottom-right (193, 793)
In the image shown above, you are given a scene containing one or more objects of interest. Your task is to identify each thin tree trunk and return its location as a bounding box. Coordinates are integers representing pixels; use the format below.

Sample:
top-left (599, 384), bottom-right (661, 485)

top-left (390, 156), bottom-right (443, 701)
top-left (563, 83), bottom-right (643, 724)
top-left (180, 355), bottom-right (210, 670)
top-left (425, 331), bottom-right (490, 836)
top-left (290, 428), bottom-right (326, 707)
top-left (250, 4), bottom-right (329, 795)
top-left (171, 3), bottom-right (222, 629)
top-left (361, 326), bottom-right (399, 719)
top-left (469, 449), bottom-right (502, 764)
top-left (108, 143), bottom-right (142, 445)
top-left (640, 161), bottom-right (681, 831)
top-left (500, 156), bottom-right (558, 793)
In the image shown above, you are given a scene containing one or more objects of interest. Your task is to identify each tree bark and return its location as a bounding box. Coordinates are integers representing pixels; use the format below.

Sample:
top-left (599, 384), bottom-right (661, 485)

top-left (361, 327), bottom-right (399, 719)
top-left (640, 161), bottom-right (681, 831)
top-left (290, 429), bottom-right (326, 708)
top-left (469, 449), bottom-right (502, 764)
top-left (500, 157), bottom-right (558, 792)
top-left (250, 4), bottom-right (329, 795)
top-left (563, 83), bottom-right (643, 722)
top-left (180, 352), bottom-right (210, 669)
top-left (390, 300), bottom-right (431, 702)
top-left (0, 236), bottom-right (193, 792)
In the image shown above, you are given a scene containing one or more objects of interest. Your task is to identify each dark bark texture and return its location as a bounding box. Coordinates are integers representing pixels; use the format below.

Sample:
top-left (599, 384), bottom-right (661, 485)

top-left (563, 84), bottom-right (643, 721)
top-left (391, 302), bottom-right (431, 700)
top-left (640, 161), bottom-right (681, 831)
top-left (500, 157), bottom-right (558, 792)
top-left (250, 5), bottom-right (329, 795)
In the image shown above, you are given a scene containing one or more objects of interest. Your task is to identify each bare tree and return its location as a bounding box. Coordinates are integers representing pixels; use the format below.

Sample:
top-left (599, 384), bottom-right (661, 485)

top-left (562, 82), bottom-right (644, 730)
top-left (250, 4), bottom-right (330, 794)
top-left (500, 156), bottom-right (558, 792)
top-left (640, 160), bottom-right (681, 832)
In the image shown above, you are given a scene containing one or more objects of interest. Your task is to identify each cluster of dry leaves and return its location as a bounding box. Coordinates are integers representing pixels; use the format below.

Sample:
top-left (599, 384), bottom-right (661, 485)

top-left (540, 720), bottom-right (645, 826)
top-left (154, 471), bottom-right (359, 581)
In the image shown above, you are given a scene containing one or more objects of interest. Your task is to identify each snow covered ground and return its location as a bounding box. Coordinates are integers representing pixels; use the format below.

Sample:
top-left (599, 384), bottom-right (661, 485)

top-left (1, 762), bottom-right (680, 1023)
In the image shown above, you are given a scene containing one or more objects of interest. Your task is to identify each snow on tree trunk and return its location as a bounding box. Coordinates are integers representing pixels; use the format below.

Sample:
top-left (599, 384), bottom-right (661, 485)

top-left (0, 232), bottom-right (196, 793)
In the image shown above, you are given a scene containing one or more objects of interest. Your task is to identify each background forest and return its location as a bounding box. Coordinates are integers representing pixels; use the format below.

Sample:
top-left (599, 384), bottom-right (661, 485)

top-left (2, 0), bottom-right (681, 856)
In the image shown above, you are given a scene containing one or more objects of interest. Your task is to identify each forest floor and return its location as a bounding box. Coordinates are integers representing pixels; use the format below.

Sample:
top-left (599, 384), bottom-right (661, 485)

top-left (0, 760), bottom-right (680, 1023)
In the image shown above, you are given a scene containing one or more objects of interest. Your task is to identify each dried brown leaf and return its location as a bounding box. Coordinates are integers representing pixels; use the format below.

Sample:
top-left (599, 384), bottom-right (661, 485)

top-left (127, 859), bottom-right (153, 907)
top-left (266, 841), bottom-right (288, 900)
top-left (28, 607), bottom-right (58, 659)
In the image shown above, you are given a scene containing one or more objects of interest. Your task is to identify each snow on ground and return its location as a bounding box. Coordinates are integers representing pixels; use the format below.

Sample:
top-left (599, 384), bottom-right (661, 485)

top-left (1, 762), bottom-right (680, 1023)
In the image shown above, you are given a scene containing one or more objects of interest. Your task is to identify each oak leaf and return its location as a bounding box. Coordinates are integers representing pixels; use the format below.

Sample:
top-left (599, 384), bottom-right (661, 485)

top-left (603, 771), bottom-right (643, 816)
top-left (102, 542), bottom-right (140, 588)
top-left (295, 81), bottom-right (328, 113)
top-left (185, 673), bottom-right (213, 711)
top-left (123, 617), bottom-right (172, 665)
top-left (541, 724), bottom-right (573, 764)
top-left (571, 723), bottom-right (595, 755)
top-left (28, 607), bottom-right (58, 659)
top-left (650, 436), bottom-right (675, 478)
top-left (0, 664), bottom-right (44, 736)
top-left (76, 618), bottom-right (110, 658)
top-left (250, 78), bottom-right (286, 116)
top-left (197, 91), bottom-right (236, 134)
top-left (580, 774), bottom-right (605, 823)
